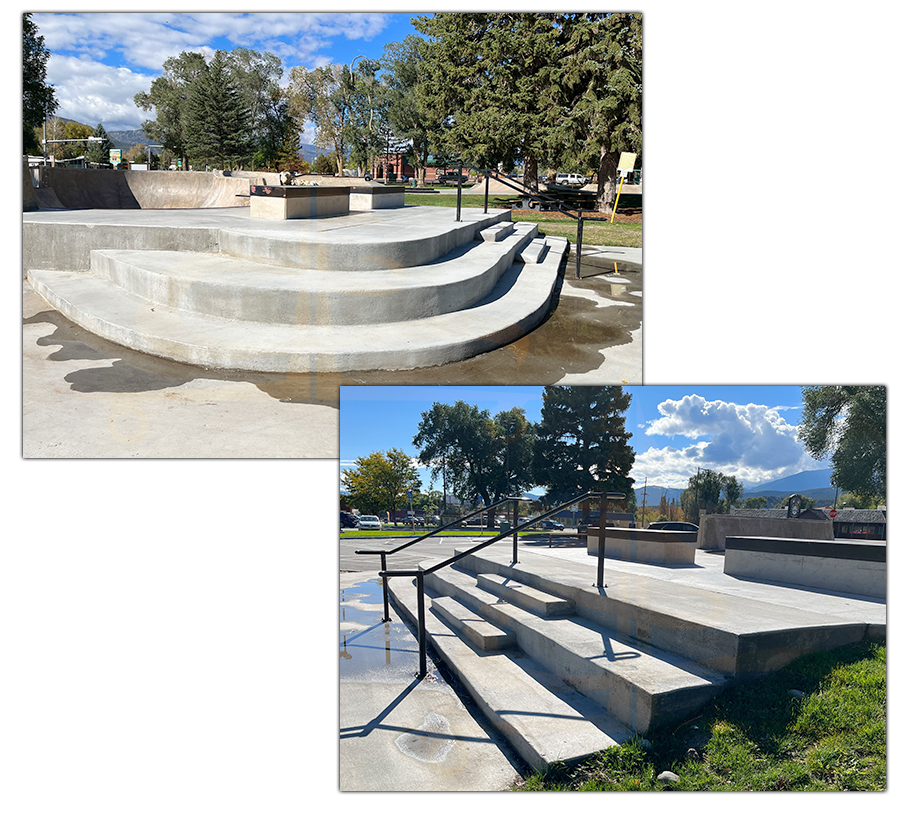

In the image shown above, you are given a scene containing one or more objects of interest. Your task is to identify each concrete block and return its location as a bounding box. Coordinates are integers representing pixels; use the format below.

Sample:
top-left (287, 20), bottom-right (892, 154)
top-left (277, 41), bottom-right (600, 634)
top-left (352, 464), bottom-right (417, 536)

top-left (587, 527), bottom-right (696, 565)
top-left (430, 596), bottom-right (516, 651)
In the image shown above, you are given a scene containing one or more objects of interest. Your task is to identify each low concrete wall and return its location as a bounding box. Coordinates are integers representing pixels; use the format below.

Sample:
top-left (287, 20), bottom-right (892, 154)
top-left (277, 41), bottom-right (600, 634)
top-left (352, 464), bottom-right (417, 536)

top-left (586, 527), bottom-right (697, 566)
top-left (249, 185), bottom-right (349, 219)
top-left (724, 536), bottom-right (886, 598)
top-left (32, 167), bottom-right (250, 209)
top-left (349, 186), bottom-right (404, 210)
top-left (699, 514), bottom-right (833, 549)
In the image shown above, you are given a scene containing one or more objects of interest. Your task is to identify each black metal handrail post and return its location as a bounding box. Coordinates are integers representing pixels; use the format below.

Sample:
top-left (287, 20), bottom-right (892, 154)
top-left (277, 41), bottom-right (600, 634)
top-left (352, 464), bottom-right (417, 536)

top-left (455, 161), bottom-right (463, 222)
top-left (483, 170), bottom-right (490, 214)
top-left (356, 495), bottom-right (514, 621)
top-left (594, 491), bottom-right (626, 588)
top-left (416, 569), bottom-right (427, 677)
top-left (576, 210), bottom-right (584, 280)
top-left (511, 496), bottom-right (524, 563)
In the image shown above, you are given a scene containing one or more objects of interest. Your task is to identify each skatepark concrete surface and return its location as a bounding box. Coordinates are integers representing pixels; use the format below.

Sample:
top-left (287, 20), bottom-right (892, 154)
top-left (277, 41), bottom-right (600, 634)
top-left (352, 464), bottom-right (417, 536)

top-left (22, 280), bottom-right (339, 458)
top-left (339, 538), bottom-right (884, 789)
top-left (339, 571), bottom-right (526, 791)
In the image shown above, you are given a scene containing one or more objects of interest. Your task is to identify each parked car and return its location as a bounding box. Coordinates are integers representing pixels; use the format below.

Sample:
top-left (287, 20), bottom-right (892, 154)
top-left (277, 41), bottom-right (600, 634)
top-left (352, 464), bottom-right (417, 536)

top-left (553, 172), bottom-right (587, 188)
top-left (437, 171), bottom-right (469, 184)
top-left (539, 520), bottom-right (565, 530)
top-left (340, 511), bottom-right (358, 528)
top-left (357, 515), bottom-right (382, 530)
top-left (647, 521), bottom-right (699, 532)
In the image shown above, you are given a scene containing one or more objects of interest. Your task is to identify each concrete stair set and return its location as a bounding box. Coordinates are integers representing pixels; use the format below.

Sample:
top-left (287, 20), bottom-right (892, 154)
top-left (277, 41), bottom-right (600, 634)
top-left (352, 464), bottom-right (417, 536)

top-left (26, 212), bottom-right (564, 373)
top-left (387, 546), bottom-right (874, 772)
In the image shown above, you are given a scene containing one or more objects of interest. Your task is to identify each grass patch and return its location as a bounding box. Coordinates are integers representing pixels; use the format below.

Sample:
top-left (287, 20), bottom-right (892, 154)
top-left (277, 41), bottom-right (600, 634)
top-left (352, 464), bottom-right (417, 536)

top-left (340, 528), bottom-right (501, 538)
top-left (518, 638), bottom-right (886, 791)
top-left (403, 193), bottom-right (642, 248)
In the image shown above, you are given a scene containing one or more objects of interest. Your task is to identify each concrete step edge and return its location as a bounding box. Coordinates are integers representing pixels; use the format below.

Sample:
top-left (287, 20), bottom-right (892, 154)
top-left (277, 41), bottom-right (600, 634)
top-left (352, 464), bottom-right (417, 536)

top-left (476, 572), bottom-right (574, 616)
top-left (430, 595), bottom-right (516, 651)
top-left (388, 575), bottom-right (631, 771)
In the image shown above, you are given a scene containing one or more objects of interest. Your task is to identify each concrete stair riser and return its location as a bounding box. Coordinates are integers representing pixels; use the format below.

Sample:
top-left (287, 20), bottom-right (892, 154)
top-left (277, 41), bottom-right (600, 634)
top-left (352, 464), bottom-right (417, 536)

top-left (476, 572), bottom-right (574, 617)
top-left (424, 566), bottom-right (723, 733)
top-left (87, 224), bottom-right (539, 326)
top-left (430, 596), bottom-right (516, 651)
top-left (28, 251), bottom-right (561, 373)
top-left (388, 576), bottom-right (632, 771)
top-left (218, 211), bottom-right (512, 271)
top-left (453, 550), bottom-right (742, 674)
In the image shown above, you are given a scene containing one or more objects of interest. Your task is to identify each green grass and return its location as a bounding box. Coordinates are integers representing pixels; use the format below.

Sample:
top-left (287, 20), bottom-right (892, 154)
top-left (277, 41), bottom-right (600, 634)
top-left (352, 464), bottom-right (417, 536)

top-left (340, 527), bottom-right (502, 538)
top-left (403, 193), bottom-right (642, 248)
top-left (518, 639), bottom-right (886, 791)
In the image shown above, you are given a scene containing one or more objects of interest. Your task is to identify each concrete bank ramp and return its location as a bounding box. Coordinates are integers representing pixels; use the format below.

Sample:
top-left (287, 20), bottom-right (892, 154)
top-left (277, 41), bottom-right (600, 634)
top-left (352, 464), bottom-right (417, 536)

top-left (30, 167), bottom-right (250, 210)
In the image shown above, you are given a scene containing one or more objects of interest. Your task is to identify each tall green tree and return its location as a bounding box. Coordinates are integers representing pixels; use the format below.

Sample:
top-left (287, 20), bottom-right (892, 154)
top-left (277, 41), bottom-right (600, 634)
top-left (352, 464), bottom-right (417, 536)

top-left (289, 63), bottom-right (355, 175)
top-left (533, 386), bottom-right (635, 524)
top-left (23, 13), bottom-right (57, 154)
top-left (341, 449), bottom-right (421, 521)
top-left (135, 51), bottom-right (208, 169)
top-left (183, 51), bottom-right (253, 167)
top-left (413, 401), bottom-right (535, 526)
top-left (680, 470), bottom-right (744, 523)
top-left (413, 12), bottom-right (560, 189)
top-left (551, 13), bottom-right (642, 209)
top-left (798, 386), bottom-right (886, 505)
top-left (86, 123), bottom-right (115, 166)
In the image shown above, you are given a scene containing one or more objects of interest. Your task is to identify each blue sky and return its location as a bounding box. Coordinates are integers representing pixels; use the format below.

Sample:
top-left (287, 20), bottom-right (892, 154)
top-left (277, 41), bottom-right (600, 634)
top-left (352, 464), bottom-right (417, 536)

top-left (31, 10), bottom-right (421, 131)
top-left (339, 385), bottom-right (828, 493)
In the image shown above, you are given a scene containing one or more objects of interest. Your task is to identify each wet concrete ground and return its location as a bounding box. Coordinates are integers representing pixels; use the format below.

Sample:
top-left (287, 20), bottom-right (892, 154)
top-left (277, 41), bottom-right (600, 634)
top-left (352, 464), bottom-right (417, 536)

top-left (22, 246), bottom-right (640, 457)
top-left (339, 571), bottom-right (525, 790)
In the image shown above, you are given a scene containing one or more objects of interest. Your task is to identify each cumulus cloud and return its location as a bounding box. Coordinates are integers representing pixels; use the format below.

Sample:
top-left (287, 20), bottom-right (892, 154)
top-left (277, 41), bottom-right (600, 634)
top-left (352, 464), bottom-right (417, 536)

top-left (633, 394), bottom-right (824, 487)
top-left (33, 11), bottom-right (393, 129)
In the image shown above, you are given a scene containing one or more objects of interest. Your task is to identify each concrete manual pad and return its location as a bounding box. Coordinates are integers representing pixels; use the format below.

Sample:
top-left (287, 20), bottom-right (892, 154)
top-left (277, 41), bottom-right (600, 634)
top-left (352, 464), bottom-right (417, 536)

top-left (339, 572), bottom-right (522, 791)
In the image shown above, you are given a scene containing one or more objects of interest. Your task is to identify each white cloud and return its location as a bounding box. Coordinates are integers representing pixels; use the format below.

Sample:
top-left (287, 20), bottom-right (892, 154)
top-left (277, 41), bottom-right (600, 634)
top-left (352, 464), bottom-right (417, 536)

top-left (33, 11), bottom-right (394, 129)
top-left (633, 394), bottom-right (824, 488)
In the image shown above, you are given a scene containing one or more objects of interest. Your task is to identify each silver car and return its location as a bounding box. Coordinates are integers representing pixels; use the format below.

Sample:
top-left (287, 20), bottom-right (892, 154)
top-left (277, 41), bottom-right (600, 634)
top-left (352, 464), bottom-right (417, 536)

top-left (357, 515), bottom-right (382, 530)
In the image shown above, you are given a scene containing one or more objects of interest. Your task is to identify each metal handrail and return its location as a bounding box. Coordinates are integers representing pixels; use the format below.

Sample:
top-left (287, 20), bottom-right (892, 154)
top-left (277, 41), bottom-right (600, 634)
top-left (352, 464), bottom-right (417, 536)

top-left (476, 168), bottom-right (608, 280)
top-left (375, 490), bottom-right (625, 677)
top-left (356, 495), bottom-right (527, 622)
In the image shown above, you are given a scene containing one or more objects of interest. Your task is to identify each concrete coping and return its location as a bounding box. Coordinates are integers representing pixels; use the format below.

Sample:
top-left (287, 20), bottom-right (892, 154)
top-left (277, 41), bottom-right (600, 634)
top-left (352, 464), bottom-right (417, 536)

top-left (248, 184), bottom-right (348, 199)
top-left (725, 536), bottom-right (886, 563)
top-left (587, 526), bottom-right (698, 544)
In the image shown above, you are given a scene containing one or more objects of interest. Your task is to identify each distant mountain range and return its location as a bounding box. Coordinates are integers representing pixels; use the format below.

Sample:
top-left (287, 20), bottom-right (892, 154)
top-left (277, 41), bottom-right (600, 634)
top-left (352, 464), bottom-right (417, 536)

top-left (66, 122), bottom-right (321, 164)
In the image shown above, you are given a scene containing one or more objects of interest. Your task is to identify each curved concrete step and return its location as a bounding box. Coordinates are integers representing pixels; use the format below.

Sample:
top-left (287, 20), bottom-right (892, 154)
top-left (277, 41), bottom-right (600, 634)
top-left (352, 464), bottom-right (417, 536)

top-left (86, 222), bottom-right (540, 326)
top-left (388, 575), bottom-right (632, 771)
top-left (27, 239), bottom-right (565, 373)
top-left (424, 565), bottom-right (726, 733)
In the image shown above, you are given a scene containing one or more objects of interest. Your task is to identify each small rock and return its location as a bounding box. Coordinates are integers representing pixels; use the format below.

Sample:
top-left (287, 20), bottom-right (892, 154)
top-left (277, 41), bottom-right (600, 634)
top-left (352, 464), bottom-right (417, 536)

top-left (687, 748), bottom-right (700, 760)
top-left (657, 770), bottom-right (680, 783)
top-left (640, 739), bottom-right (652, 750)
top-left (789, 689), bottom-right (806, 699)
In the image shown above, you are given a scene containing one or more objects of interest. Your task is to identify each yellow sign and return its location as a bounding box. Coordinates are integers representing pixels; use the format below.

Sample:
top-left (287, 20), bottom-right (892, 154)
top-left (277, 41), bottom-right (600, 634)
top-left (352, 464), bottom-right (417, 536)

top-left (617, 152), bottom-right (637, 172)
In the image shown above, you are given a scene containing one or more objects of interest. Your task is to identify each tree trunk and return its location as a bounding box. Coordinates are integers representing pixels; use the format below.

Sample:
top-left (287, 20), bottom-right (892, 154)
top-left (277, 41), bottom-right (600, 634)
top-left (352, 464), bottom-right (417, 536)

top-left (594, 149), bottom-right (620, 212)
top-left (523, 153), bottom-right (539, 191)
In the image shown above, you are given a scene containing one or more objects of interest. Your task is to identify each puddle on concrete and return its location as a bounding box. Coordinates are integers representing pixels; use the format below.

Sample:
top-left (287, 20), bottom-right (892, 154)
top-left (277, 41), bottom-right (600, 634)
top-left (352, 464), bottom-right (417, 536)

top-left (395, 712), bottom-right (455, 763)
top-left (339, 578), bottom-right (420, 678)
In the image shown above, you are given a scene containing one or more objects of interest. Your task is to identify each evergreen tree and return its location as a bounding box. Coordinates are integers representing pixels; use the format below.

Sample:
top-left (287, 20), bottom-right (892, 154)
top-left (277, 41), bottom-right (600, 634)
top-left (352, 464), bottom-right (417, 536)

top-left (533, 386), bottom-right (635, 524)
top-left (86, 123), bottom-right (114, 167)
top-left (23, 13), bottom-right (57, 154)
top-left (135, 51), bottom-right (208, 169)
top-left (183, 51), bottom-right (253, 168)
top-left (551, 13), bottom-right (642, 210)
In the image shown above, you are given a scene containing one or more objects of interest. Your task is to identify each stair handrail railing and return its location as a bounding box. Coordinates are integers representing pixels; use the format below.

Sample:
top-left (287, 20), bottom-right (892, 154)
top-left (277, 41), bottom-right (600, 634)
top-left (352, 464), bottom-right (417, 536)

top-left (375, 490), bottom-right (625, 677)
top-left (355, 495), bottom-right (526, 622)
top-left (473, 167), bottom-right (608, 280)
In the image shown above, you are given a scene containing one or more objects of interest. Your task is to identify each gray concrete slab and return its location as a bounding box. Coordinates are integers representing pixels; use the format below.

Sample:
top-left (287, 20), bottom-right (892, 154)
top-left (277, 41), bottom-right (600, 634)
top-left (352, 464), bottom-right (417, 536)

top-left (22, 281), bottom-right (339, 458)
top-left (338, 571), bottom-right (524, 790)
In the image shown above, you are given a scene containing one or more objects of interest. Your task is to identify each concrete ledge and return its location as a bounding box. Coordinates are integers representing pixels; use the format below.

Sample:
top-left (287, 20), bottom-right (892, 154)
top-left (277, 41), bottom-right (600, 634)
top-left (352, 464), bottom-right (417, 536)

top-left (587, 527), bottom-right (697, 565)
top-left (349, 186), bottom-right (404, 210)
top-left (700, 514), bottom-right (834, 549)
top-left (249, 184), bottom-right (349, 219)
top-left (724, 536), bottom-right (886, 599)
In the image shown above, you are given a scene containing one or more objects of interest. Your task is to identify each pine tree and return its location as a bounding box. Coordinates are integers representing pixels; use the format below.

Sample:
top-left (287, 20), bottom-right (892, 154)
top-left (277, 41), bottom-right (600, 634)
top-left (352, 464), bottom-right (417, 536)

top-left (183, 51), bottom-right (252, 168)
top-left (533, 386), bottom-right (635, 524)
top-left (23, 13), bottom-right (57, 153)
top-left (86, 124), bottom-right (114, 167)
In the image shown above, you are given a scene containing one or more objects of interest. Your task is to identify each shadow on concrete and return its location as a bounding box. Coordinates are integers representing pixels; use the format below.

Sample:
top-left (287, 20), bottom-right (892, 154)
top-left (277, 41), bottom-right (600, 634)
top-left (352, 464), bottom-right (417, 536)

top-left (24, 307), bottom-right (339, 408)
